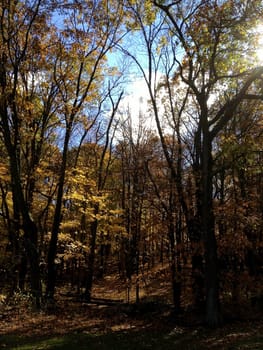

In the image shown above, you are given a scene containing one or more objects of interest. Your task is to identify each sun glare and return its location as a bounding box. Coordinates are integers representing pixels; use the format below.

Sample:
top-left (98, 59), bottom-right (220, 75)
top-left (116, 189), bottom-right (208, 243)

top-left (255, 24), bottom-right (263, 62)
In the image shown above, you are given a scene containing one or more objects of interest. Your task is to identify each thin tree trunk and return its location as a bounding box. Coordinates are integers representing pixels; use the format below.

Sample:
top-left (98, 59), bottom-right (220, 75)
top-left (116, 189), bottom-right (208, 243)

top-left (46, 121), bottom-right (72, 300)
top-left (169, 220), bottom-right (181, 312)
top-left (84, 213), bottom-right (98, 302)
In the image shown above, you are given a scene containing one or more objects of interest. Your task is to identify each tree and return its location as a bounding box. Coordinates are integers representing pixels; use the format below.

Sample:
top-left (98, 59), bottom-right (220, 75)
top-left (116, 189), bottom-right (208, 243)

top-left (82, 90), bottom-right (123, 302)
top-left (116, 107), bottom-right (156, 302)
top-left (0, 0), bottom-right (126, 304)
top-left (214, 99), bottom-right (263, 303)
top-left (0, 0), bottom-right (55, 307)
top-left (120, 0), bottom-right (193, 312)
top-left (120, 0), bottom-right (263, 326)
top-left (45, 0), bottom-right (125, 300)
top-left (153, 0), bottom-right (263, 326)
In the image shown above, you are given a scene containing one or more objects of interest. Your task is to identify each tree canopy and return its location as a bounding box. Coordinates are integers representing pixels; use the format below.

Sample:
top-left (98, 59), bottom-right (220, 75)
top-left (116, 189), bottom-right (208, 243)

top-left (0, 0), bottom-right (263, 328)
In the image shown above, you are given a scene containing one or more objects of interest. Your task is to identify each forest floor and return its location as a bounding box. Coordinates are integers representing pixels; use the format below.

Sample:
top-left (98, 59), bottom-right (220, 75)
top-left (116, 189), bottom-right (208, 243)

top-left (0, 272), bottom-right (263, 349)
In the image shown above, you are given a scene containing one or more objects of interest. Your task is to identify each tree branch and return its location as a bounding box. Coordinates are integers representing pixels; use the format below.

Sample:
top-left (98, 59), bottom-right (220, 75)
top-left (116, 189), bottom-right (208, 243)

top-left (210, 67), bottom-right (263, 139)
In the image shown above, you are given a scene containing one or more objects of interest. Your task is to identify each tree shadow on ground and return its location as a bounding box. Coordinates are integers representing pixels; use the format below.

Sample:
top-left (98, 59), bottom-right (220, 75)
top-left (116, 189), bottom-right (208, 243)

top-left (1, 295), bottom-right (262, 350)
top-left (1, 321), bottom-right (263, 350)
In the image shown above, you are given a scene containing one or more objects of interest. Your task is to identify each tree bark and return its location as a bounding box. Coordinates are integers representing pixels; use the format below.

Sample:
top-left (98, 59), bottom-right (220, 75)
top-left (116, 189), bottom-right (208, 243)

top-left (201, 131), bottom-right (221, 327)
top-left (46, 153), bottom-right (68, 299)
top-left (46, 118), bottom-right (73, 300)
top-left (84, 211), bottom-right (98, 302)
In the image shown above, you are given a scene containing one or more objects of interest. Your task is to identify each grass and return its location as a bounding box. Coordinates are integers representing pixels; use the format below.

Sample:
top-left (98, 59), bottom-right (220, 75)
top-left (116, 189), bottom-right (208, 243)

top-left (1, 326), bottom-right (263, 350)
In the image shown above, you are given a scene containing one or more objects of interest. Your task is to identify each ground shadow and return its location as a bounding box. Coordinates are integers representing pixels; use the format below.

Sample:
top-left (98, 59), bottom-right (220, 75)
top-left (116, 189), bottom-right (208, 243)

top-left (1, 323), bottom-right (263, 350)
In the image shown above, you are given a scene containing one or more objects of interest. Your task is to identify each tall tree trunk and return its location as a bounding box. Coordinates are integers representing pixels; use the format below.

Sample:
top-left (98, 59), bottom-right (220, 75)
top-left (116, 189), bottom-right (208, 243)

top-left (84, 208), bottom-right (99, 302)
top-left (189, 216), bottom-right (204, 309)
top-left (169, 220), bottom-right (181, 312)
top-left (9, 141), bottom-right (41, 306)
top-left (46, 121), bottom-right (72, 300)
top-left (202, 133), bottom-right (221, 327)
top-left (46, 176), bottom-right (65, 300)
top-left (23, 215), bottom-right (42, 308)
top-left (1, 53), bottom-right (41, 306)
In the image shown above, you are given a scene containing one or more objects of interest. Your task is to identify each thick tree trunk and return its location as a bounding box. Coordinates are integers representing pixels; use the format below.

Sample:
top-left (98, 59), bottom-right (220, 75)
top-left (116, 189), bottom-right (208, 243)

top-left (188, 215), bottom-right (205, 309)
top-left (10, 152), bottom-right (42, 307)
top-left (204, 221), bottom-right (220, 326)
top-left (202, 134), bottom-right (221, 327)
top-left (18, 255), bottom-right (27, 291)
top-left (22, 214), bottom-right (42, 308)
top-left (1, 90), bottom-right (41, 306)
top-left (11, 175), bottom-right (42, 307)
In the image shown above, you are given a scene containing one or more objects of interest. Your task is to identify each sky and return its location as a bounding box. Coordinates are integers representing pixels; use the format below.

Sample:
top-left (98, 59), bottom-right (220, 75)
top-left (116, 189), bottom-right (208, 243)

top-left (107, 40), bottom-right (157, 131)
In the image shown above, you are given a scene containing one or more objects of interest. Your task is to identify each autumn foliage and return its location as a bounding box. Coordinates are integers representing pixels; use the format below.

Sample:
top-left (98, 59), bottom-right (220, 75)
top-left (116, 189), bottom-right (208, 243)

top-left (0, 0), bottom-right (263, 329)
